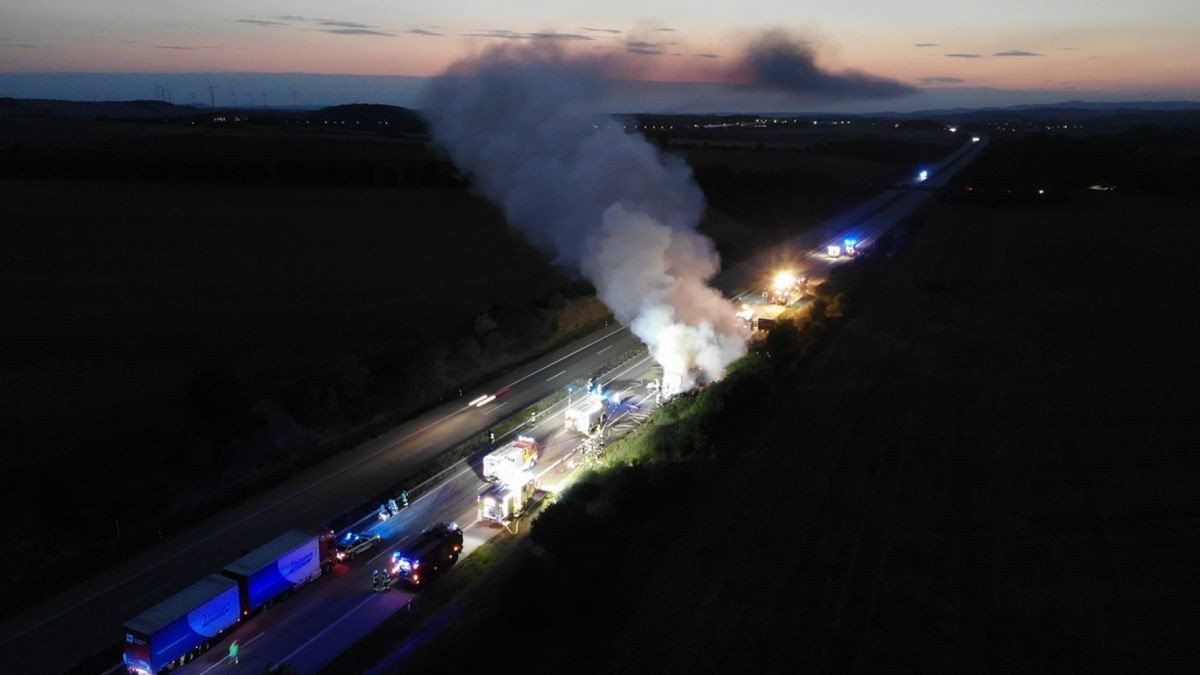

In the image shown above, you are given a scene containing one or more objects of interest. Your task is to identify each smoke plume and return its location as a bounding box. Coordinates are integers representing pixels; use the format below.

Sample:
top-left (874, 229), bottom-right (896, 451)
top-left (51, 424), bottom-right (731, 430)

top-left (423, 43), bottom-right (746, 387)
top-left (734, 30), bottom-right (916, 99)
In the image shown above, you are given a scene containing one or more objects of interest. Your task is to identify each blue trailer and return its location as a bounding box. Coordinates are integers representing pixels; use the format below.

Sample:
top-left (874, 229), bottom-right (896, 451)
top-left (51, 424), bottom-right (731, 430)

top-left (122, 574), bottom-right (240, 674)
top-left (222, 529), bottom-right (323, 614)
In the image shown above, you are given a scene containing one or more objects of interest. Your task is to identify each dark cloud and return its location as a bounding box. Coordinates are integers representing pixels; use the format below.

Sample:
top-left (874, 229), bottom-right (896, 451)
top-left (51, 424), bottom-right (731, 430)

top-left (994, 49), bottom-right (1041, 56)
top-left (657, 27), bottom-right (676, 32)
top-left (695, 52), bottom-right (720, 59)
top-left (271, 16), bottom-right (390, 33)
top-left (1061, 46), bottom-right (1079, 51)
top-left (626, 40), bottom-right (666, 55)
top-left (238, 19), bottom-right (287, 27)
top-left (579, 26), bottom-right (622, 34)
top-left (154, 45), bottom-right (213, 50)
top-left (736, 30), bottom-right (915, 99)
top-left (914, 43), bottom-right (938, 47)
top-left (406, 28), bottom-right (442, 36)
top-left (0, 42), bottom-right (41, 48)
top-left (919, 76), bottom-right (964, 84)
top-left (528, 32), bottom-right (593, 41)
top-left (945, 52), bottom-right (982, 58)
top-left (464, 29), bottom-right (592, 41)
top-left (318, 19), bottom-right (372, 29)
top-left (464, 30), bottom-right (524, 39)
top-left (321, 28), bottom-right (395, 36)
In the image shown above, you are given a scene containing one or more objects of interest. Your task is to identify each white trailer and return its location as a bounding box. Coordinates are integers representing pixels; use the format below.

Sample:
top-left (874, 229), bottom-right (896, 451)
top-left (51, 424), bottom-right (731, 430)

top-left (565, 396), bottom-right (606, 435)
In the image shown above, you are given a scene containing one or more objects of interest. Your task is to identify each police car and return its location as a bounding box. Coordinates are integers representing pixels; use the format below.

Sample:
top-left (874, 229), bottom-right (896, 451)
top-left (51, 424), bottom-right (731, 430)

top-left (334, 532), bottom-right (382, 562)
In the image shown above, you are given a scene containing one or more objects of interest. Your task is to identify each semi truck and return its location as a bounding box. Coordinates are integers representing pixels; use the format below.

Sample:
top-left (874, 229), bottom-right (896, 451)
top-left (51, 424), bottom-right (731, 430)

top-left (482, 436), bottom-right (540, 482)
top-left (122, 575), bottom-right (241, 674)
top-left (478, 476), bottom-right (539, 524)
top-left (222, 529), bottom-right (333, 615)
top-left (123, 528), bottom-right (336, 672)
top-left (389, 522), bottom-right (464, 588)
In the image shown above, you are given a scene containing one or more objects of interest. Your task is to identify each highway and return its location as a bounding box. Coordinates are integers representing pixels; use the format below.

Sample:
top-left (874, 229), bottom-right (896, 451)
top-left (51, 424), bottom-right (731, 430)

top-left (0, 133), bottom-right (986, 675)
top-left (177, 355), bottom-right (660, 674)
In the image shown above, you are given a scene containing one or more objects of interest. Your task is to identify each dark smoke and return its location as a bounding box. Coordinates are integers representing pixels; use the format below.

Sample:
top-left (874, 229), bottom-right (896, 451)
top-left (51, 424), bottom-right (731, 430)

top-left (735, 30), bottom-right (916, 99)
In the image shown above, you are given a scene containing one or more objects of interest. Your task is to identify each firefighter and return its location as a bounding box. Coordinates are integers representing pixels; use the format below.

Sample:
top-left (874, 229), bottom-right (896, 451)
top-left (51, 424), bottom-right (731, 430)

top-left (371, 569), bottom-right (381, 592)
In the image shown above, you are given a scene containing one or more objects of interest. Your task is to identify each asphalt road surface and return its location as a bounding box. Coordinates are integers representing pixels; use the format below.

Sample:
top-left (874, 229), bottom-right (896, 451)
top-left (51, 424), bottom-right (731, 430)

top-left (0, 134), bottom-right (986, 674)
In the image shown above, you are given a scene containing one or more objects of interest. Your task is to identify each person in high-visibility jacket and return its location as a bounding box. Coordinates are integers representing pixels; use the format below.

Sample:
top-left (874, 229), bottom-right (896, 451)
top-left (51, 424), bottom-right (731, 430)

top-left (229, 639), bottom-right (239, 665)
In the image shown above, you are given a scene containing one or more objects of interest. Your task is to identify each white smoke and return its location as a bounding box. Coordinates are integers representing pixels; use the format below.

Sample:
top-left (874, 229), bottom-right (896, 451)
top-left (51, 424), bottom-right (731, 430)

top-left (423, 44), bottom-right (746, 387)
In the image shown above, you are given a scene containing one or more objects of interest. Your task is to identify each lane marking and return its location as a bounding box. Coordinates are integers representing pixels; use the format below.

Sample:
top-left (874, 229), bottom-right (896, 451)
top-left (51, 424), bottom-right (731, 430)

top-left (501, 325), bottom-right (627, 390)
top-left (484, 401), bottom-right (509, 415)
top-left (270, 595), bottom-right (376, 671)
top-left (596, 345), bottom-right (612, 354)
top-left (197, 631), bottom-right (264, 675)
top-left (544, 370), bottom-right (567, 382)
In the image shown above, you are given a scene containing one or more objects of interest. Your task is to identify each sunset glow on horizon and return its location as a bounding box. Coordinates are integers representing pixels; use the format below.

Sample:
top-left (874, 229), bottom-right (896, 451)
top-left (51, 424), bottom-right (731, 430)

top-left (3, 0), bottom-right (1198, 104)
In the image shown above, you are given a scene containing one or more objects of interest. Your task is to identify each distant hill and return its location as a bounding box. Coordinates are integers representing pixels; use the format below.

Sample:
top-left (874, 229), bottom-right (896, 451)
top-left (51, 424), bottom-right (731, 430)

top-left (891, 99), bottom-right (1200, 119)
top-left (0, 97), bottom-right (427, 133)
top-left (0, 97), bottom-right (201, 120)
top-left (309, 104), bottom-right (426, 132)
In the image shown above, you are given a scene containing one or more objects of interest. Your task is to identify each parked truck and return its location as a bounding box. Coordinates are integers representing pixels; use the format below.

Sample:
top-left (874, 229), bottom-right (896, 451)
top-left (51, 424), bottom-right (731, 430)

top-left (388, 522), bottom-right (464, 588)
top-left (482, 436), bottom-right (540, 482)
top-left (564, 395), bottom-right (606, 435)
top-left (221, 529), bottom-right (332, 615)
top-left (122, 529), bottom-right (335, 673)
top-left (122, 574), bottom-right (241, 674)
top-left (478, 476), bottom-right (539, 524)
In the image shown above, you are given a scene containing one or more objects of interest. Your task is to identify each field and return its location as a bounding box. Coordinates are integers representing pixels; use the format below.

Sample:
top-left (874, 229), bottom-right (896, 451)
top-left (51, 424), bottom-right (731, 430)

top-left (0, 116), bottom-right (939, 465)
top-left (0, 178), bottom-right (562, 462)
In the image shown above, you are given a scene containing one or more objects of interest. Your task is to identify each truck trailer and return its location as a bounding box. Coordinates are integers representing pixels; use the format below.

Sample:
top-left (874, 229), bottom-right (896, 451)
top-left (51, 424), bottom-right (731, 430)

top-left (482, 436), bottom-right (540, 482)
top-left (221, 529), bottom-right (329, 615)
top-left (564, 396), bottom-right (606, 435)
top-left (122, 574), bottom-right (240, 674)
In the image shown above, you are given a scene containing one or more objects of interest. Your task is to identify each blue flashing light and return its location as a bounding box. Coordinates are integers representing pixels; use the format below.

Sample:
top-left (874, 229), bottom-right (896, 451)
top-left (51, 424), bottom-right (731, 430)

top-left (843, 238), bottom-right (858, 247)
